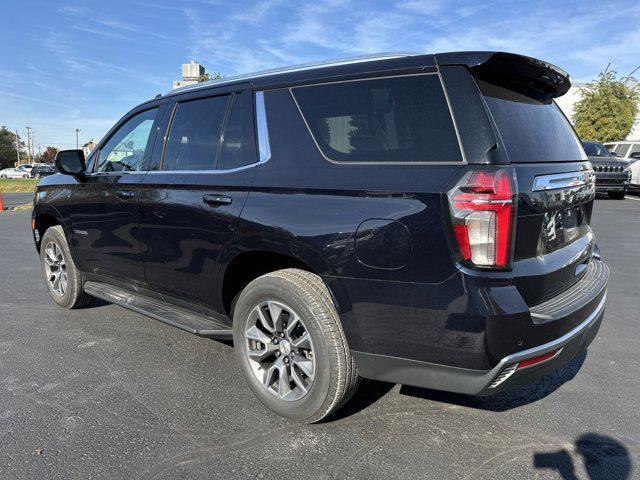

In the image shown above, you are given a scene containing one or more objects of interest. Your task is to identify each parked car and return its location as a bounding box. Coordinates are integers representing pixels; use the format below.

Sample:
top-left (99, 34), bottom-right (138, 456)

top-left (0, 167), bottom-right (30, 179)
top-left (33, 51), bottom-right (608, 423)
top-left (581, 140), bottom-right (631, 199)
top-left (603, 141), bottom-right (640, 162)
top-left (30, 164), bottom-right (57, 179)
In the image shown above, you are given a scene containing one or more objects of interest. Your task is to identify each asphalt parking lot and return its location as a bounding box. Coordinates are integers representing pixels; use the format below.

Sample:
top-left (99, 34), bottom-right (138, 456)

top-left (1, 197), bottom-right (639, 479)
top-left (1, 192), bottom-right (34, 209)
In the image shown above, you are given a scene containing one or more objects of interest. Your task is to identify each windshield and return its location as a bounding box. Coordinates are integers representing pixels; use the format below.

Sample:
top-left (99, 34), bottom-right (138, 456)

top-left (477, 79), bottom-right (585, 163)
top-left (582, 141), bottom-right (611, 157)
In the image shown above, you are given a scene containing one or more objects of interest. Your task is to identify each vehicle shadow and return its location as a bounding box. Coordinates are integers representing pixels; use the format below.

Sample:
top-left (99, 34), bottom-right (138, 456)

top-left (398, 351), bottom-right (587, 412)
top-left (533, 433), bottom-right (632, 479)
top-left (323, 378), bottom-right (395, 422)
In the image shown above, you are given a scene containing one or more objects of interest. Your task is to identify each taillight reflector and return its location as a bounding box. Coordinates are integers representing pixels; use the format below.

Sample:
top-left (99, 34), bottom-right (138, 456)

top-left (517, 350), bottom-right (558, 369)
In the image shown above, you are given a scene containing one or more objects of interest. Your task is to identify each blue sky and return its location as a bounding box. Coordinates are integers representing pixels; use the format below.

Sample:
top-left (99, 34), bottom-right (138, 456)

top-left (1, 0), bottom-right (639, 150)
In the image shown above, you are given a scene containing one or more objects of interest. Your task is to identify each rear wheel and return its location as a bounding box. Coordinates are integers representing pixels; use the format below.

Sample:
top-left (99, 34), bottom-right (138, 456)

top-left (233, 268), bottom-right (359, 423)
top-left (40, 226), bottom-right (92, 309)
top-left (608, 190), bottom-right (626, 199)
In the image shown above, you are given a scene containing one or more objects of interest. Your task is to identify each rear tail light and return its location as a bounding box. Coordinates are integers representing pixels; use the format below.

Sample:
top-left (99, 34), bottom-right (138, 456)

top-left (447, 169), bottom-right (517, 268)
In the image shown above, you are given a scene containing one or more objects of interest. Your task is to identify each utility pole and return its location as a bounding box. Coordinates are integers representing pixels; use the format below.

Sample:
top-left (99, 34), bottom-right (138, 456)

top-left (75, 128), bottom-right (81, 149)
top-left (14, 130), bottom-right (20, 165)
top-left (25, 126), bottom-right (32, 163)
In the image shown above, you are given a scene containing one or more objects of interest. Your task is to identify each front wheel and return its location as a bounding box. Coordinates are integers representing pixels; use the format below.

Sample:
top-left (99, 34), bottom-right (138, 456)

top-left (608, 190), bottom-right (627, 199)
top-left (1, 174), bottom-right (6, 178)
top-left (23, 174), bottom-right (29, 179)
top-left (233, 269), bottom-right (359, 423)
top-left (40, 226), bottom-right (93, 309)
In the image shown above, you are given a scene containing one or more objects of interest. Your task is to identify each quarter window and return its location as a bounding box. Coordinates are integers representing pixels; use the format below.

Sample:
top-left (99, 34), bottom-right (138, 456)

top-left (292, 75), bottom-right (462, 163)
top-left (96, 108), bottom-right (157, 172)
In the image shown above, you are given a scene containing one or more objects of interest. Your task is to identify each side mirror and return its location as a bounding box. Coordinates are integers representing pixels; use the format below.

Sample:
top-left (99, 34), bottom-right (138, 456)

top-left (629, 152), bottom-right (640, 160)
top-left (54, 150), bottom-right (86, 177)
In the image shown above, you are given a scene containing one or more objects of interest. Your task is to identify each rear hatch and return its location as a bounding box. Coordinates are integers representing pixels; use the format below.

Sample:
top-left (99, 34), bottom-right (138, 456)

top-left (450, 53), bottom-right (596, 305)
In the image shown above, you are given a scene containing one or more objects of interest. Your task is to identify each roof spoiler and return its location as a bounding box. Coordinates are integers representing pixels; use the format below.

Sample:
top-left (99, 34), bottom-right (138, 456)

top-left (435, 51), bottom-right (571, 100)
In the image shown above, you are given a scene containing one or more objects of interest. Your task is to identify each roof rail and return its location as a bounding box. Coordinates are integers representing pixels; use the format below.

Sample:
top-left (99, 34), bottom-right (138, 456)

top-left (167, 52), bottom-right (419, 95)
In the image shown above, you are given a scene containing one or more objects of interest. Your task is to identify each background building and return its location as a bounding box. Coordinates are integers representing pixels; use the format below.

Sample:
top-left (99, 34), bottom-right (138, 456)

top-left (172, 61), bottom-right (205, 89)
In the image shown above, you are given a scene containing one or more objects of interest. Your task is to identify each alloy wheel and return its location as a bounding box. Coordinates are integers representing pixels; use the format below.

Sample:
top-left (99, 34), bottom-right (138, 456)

top-left (244, 300), bottom-right (315, 401)
top-left (44, 241), bottom-right (68, 297)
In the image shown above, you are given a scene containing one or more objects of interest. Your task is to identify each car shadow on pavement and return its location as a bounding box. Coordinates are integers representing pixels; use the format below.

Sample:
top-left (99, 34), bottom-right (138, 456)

top-left (323, 379), bottom-right (395, 422)
top-left (533, 433), bottom-right (632, 480)
top-left (398, 351), bottom-right (587, 412)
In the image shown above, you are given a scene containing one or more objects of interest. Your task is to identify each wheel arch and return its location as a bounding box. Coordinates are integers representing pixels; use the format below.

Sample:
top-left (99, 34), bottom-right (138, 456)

top-left (218, 242), bottom-right (351, 320)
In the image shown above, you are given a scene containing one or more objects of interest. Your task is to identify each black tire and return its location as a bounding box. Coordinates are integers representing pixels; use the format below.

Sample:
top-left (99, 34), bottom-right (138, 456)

top-left (233, 268), bottom-right (359, 423)
top-left (35, 173), bottom-right (41, 179)
top-left (608, 190), bottom-right (626, 199)
top-left (40, 226), bottom-right (92, 309)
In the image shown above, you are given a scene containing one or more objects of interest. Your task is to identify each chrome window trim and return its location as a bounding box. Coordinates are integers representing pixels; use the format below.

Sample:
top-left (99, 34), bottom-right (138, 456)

top-left (152, 92), bottom-right (264, 174)
top-left (532, 167), bottom-right (595, 191)
top-left (289, 72), bottom-right (466, 166)
top-left (255, 91), bottom-right (271, 163)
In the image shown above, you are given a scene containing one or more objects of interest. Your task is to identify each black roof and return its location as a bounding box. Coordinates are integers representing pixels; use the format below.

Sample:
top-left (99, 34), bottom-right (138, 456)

top-left (156, 51), bottom-right (571, 102)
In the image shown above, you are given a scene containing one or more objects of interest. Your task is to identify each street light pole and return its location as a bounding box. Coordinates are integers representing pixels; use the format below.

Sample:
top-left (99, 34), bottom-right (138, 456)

top-left (25, 127), bottom-right (32, 164)
top-left (75, 128), bottom-right (81, 149)
top-left (14, 130), bottom-right (20, 165)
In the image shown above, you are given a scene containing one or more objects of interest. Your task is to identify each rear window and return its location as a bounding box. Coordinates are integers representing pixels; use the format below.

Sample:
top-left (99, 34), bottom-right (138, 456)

top-left (477, 79), bottom-right (585, 163)
top-left (292, 74), bottom-right (462, 163)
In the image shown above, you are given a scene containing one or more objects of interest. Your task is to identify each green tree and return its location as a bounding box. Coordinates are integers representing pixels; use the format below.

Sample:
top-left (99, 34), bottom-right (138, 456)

top-left (0, 126), bottom-right (23, 169)
top-left (198, 72), bottom-right (222, 82)
top-left (573, 68), bottom-right (639, 142)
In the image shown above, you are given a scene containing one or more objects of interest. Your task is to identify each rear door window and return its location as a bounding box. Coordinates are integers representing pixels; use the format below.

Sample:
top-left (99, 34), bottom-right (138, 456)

top-left (217, 93), bottom-right (257, 170)
top-left (292, 74), bottom-right (462, 163)
top-left (162, 95), bottom-right (230, 171)
top-left (477, 79), bottom-right (585, 163)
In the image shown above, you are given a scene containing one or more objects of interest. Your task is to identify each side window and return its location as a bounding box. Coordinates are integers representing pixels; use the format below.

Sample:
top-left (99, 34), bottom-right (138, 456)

top-left (628, 144), bottom-right (640, 156)
top-left (162, 95), bottom-right (229, 171)
top-left (96, 108), bottom-right (157, 172)
top-left (217, 93), bottom-right (257, 170)
top-left (292, 74), bottom-right (462, 163)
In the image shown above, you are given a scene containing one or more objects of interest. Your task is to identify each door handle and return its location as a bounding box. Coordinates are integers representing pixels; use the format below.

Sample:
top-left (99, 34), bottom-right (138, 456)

top-left (203, 194), bottom-right (232, 206)
top-left (116, 189), bottom-right (135, 199)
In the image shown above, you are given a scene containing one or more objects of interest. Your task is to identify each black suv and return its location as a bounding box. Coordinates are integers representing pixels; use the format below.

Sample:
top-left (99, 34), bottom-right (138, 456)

top-left (30, 164), bottom-right (57, 179)
top-left (581, 140), bottom-right (631, 199)
top-left (34, 52), bottom-right (608, 422)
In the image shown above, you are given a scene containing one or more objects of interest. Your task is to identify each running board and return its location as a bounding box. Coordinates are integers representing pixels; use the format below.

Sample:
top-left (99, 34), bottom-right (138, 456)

top-left (84, 281), bottom-right (233, 340)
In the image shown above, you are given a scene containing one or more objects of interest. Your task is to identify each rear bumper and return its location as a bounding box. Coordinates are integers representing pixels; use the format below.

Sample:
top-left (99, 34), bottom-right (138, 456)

top-left (353, 293), bottom-right (605, 395)
top-left (351, 259), bottom-right (609, 395)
